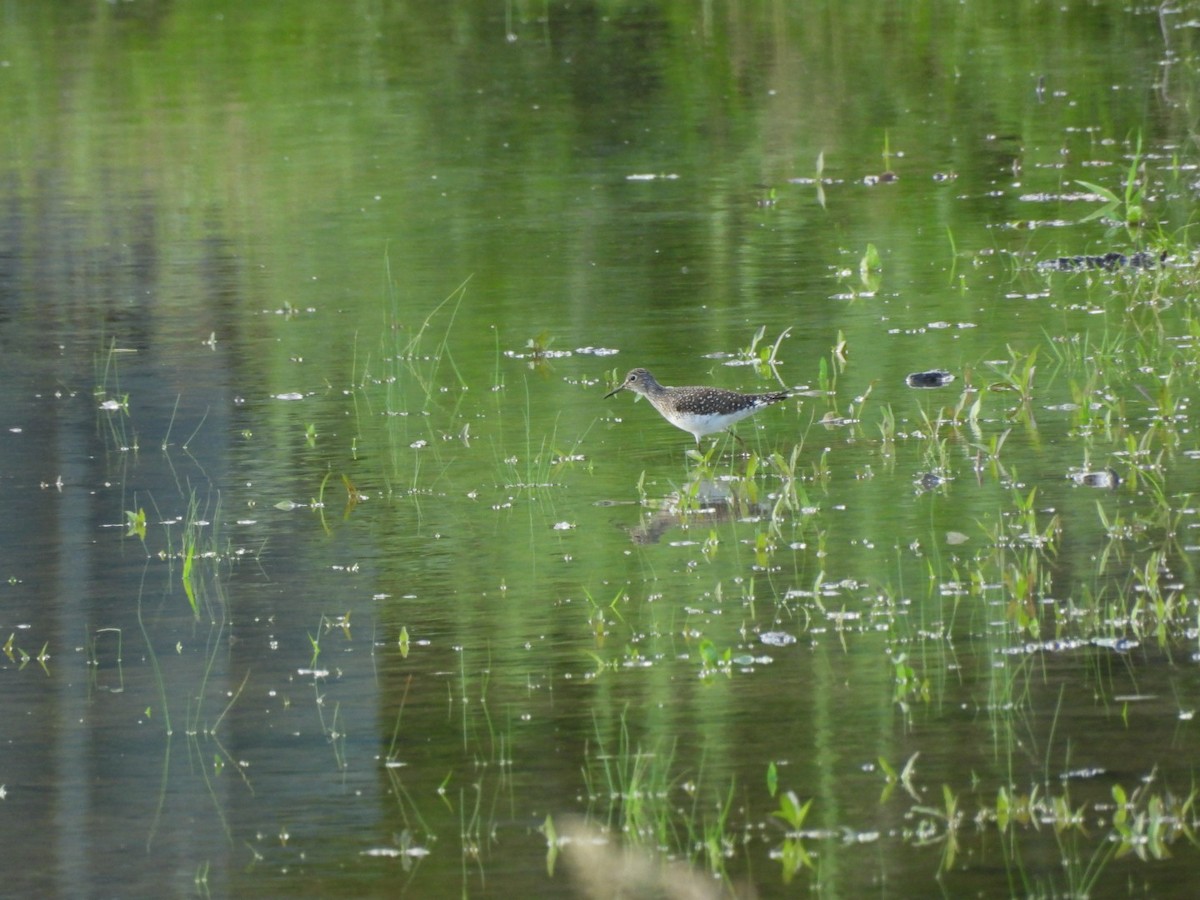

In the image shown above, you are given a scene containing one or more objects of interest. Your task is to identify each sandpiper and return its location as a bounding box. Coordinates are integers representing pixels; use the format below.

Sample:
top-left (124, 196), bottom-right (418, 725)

top-left (604, 367), bottom-right (790, 445)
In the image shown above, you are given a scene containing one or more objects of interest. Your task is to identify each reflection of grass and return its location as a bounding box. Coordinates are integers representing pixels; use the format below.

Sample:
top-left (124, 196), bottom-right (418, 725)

top-left (984, 344), bottom-right (1040, 414)
top-left (380, 274), bottom-right (469, 404)
top-left (94, 337), bottom-right (137, 452)
top-left (581, 710), bottom-right (739, 882)
top-left (397, 277), bottom-right (470, 404)
top-left (137, 533), bottom-right (245, 849)
top-left (2, 631), bottom-right (49, 673)
top-left (909, 784), bottom-right (962, 873)
top-left (880, 467), bottom-right (1200, 893)
top-left (359, 272), bottom-right (475, 490)
top-left (975, 776), bottom-right (1193, 897)
top-left (736, 324), bottom-right (792, 383)
top-left (1110, 776), bottom-right (1197, 861)
top-left (770, 789), bottom-right (815, 882)
top-left (114, 472), bottom-right (246, 848)
top-left (87, 628), bottom-right (124, 692)
top-left (877, 721), bottom-right (1198, 896)
top-left (179, 489), bottom-right (224, 622)
top-left (583, 711), bottom-right (678, 850)
top-left (305, 614), bottom-right (354, 771)
top-left (383, 675), bottom-right (435, 846)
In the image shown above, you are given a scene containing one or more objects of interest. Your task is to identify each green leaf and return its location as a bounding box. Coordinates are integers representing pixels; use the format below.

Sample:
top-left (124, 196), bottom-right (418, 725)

top-left (1074, 179), bottom-right (1120, 204)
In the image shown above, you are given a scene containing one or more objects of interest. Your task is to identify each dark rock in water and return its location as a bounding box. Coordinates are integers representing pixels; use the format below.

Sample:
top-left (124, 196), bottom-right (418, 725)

top-left (1038, 250), bottom-right (1167, 272)
top-left (906, 369), bottom-right (956, 388)
top-left (915, 471), bottom-right (949, 491)
top-left (1070, 468), bottom-right (1120, 489)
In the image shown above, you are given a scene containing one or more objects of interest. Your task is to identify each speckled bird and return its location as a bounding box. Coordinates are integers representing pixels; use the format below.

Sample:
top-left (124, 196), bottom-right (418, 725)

top-left (604, 367), bottom-right (790, 445)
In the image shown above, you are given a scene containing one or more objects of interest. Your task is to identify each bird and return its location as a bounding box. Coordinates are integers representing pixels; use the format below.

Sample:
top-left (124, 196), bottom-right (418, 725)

top-left (604, 367), bottom-right (790, 445)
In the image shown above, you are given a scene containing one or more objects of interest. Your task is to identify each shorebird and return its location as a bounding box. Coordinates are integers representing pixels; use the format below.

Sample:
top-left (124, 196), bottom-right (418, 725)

top-left (604, 367), bottom-right (789, 445)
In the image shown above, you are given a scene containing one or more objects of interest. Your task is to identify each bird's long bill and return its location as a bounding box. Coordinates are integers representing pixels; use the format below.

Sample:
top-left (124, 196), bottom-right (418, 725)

top-left (603, 385), bottom-right (623, 399)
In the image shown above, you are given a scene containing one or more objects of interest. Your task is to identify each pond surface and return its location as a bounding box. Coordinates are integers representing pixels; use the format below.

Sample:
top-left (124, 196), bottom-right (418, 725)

top-left (5, 3), bottom-right (1200, 897)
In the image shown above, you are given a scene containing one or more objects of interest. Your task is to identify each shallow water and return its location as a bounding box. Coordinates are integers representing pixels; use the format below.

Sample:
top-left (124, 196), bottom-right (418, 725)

top-left (4, 3), bottom-right (1200, 898)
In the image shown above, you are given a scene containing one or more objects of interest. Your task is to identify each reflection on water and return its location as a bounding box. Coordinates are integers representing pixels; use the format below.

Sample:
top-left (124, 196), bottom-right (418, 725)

top-left (3, 2), bottom-right (1200, 897)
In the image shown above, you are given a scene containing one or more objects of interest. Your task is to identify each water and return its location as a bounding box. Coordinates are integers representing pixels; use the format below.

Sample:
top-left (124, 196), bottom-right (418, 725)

top-left (4, 3), bottom-right (1200, 897)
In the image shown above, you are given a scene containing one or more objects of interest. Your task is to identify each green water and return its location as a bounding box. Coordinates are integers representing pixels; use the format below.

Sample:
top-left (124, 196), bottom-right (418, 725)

top-left (3, 3), bottom-right (1200, 897)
